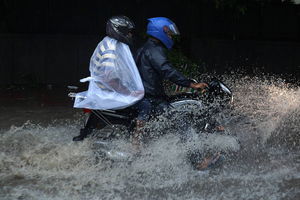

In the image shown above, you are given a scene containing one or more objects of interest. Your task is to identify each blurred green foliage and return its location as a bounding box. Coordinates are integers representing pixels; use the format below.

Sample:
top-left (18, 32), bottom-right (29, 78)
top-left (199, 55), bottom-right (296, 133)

top-left (167, 48), bottom-right (205, 79)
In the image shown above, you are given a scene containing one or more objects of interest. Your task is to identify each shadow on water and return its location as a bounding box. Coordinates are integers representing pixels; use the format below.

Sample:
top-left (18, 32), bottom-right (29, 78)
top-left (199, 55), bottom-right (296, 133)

top-left (0, 73), bottom-right (299, 200)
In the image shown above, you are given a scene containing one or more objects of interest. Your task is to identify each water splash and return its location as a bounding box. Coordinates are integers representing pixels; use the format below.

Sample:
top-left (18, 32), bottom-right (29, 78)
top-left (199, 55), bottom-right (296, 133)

top-left (224, 75), bottom-right (300, 149)
top-left (0, 74), bottom-right (299, 200)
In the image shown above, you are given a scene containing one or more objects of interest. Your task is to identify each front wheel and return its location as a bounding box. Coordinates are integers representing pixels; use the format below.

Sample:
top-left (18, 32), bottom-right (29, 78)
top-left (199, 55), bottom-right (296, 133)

top-left (170, 98), bottom-right (207, 127)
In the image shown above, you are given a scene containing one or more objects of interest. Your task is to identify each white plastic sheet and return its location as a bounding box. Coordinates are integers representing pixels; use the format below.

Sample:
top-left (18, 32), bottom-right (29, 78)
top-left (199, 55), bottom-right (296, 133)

top-left (74, 36), bottom-right (144, 110)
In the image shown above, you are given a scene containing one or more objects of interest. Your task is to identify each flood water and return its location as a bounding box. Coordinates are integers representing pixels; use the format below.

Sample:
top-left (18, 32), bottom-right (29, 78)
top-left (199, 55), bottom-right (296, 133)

top-left (0, 75), bottom-right (299, 200)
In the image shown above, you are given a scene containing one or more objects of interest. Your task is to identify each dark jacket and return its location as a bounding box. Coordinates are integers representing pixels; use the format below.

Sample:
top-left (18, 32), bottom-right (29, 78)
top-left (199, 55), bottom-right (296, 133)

top-left (135, 38), bottom-right (192, 98)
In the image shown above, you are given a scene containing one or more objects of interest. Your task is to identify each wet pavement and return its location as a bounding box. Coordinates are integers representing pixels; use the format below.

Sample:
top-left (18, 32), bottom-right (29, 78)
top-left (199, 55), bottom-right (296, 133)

top-left (0, 85), bottom-right (78, 129)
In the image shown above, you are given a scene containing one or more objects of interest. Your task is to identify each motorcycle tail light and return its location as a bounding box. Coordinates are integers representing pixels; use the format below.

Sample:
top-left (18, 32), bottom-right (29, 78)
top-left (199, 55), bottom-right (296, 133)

top-left (83, 108), bottom-right (92, 113)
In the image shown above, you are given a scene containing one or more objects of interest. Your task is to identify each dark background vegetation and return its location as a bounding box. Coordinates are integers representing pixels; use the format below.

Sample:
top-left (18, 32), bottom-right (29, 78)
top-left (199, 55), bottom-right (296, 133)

top-left (0, 0), bottom-right (299, 87)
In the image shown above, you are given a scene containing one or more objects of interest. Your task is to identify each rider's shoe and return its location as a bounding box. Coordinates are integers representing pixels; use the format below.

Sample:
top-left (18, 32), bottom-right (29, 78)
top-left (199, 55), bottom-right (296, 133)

top-left (196, 152), bottom-right (224, 170)
top-left (207, 153), bottom-right (225, 169)
top-left (72, 128), bottom-right (93, 141)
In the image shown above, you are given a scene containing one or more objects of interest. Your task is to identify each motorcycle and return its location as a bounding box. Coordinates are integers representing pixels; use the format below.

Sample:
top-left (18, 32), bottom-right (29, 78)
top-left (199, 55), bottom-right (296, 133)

top-left (68, 78), bottom-right (239, 169)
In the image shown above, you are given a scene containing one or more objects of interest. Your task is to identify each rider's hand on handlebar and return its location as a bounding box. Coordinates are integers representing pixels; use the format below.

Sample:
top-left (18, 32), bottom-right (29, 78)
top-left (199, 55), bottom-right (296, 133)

top-left (190, 82), bottom-right (209, 93)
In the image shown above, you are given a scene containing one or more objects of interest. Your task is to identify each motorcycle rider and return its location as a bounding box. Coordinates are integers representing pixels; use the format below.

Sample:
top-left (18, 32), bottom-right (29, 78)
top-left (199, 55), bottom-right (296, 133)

top-left (133, 17), bottom-right (225, 170)
top-left (133, 17), bottom-right (208, 145)
top-left (73, 15), bottom-right (144, 141)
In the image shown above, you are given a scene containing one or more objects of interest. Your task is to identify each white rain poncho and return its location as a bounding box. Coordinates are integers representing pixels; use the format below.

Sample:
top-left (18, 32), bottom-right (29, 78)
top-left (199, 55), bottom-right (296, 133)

top-left (74, 36), bottom-right (144, 110)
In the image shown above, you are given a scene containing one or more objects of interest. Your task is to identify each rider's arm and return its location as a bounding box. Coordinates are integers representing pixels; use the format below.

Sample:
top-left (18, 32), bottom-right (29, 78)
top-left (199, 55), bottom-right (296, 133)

top-left (107, 78), bottom-right (131, 95)
top-left (149, 48), bottom-right (208, 90)
top-left (149, 47), bottom-right (192, 87)
top-left (104, 75), bottom-right (143, 97)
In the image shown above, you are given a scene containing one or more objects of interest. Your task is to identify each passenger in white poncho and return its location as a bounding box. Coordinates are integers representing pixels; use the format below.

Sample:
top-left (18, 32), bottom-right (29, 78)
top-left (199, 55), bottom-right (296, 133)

top-left (73, 16), bottom-right (144, 141)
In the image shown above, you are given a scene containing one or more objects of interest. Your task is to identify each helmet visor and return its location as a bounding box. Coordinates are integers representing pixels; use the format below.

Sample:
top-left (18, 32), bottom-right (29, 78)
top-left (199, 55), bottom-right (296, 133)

top-left (168, 23), bottom-right (180, 35)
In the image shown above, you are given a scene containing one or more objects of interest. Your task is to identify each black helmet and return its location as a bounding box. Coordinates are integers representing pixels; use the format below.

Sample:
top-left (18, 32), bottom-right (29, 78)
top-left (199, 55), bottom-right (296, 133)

top-left (106, 15), bottom-right (135, 45)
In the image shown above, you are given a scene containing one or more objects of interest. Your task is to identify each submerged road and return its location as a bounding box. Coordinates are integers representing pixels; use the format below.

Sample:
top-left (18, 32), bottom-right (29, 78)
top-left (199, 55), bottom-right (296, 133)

top-left (0, 75), bottom-right (299, 200)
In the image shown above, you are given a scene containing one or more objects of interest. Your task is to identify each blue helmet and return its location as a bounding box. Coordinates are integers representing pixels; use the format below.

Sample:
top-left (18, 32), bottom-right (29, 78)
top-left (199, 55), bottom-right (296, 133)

top-left (146, 17), bottom-right (180, 49)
